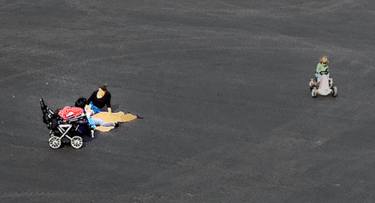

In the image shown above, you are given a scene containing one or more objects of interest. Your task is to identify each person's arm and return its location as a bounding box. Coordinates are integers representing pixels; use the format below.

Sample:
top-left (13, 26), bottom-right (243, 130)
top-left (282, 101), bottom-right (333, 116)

top-left (87, 91), bottom-right (96, 105)
top-left (106, 93), bottom-right (112, 113)
top-left (84, 105), bottom-right (92, 115)
top-left (316, 63), bottom-right (321, 74)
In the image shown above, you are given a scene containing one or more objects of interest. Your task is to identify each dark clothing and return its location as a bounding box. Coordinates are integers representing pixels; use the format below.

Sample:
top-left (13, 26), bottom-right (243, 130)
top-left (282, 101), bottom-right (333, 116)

top-left (87, 90), bottom-right (111, 109)
top-left (75, 97), bottom-right (87, 108)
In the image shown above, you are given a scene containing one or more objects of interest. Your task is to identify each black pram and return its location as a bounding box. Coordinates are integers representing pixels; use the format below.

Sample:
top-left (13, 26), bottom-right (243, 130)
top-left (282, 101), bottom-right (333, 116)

top-left (40, 98), bottom-right (92, 149)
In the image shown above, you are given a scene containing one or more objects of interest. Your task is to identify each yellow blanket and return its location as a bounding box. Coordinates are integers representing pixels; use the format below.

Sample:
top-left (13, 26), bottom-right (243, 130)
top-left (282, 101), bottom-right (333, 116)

top-left (92, 112), bottom-right (138, 132)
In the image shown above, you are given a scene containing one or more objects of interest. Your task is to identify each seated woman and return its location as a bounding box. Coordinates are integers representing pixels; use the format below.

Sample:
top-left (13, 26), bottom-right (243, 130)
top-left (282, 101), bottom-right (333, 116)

top-left (79, 85), bottom-right (141, 133)
top-left (86, 85), bottom-right (112, 114)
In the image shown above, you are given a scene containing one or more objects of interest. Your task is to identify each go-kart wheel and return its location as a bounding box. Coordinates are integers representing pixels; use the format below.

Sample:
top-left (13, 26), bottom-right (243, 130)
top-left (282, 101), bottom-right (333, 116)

top-left (329, 78), bottom-right (334, 88)
top-left (49, 136), bottom-right (61, 149)
top-left (331, 86), bottom-right (338, 97)
top-left (309, 79), bottom-right (315, 90)
top-left (71, 136), bottom-right (83, 149)
top-left (311, 87), bottom-right (317, 98)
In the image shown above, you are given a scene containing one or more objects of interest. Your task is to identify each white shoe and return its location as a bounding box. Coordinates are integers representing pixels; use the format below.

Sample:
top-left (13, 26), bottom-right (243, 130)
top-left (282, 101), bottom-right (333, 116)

top-left (91, 130), bottom-right (95, 138)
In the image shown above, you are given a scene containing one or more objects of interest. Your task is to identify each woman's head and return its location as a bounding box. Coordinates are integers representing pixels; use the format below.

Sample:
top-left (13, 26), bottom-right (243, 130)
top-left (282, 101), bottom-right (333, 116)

top-left (320, 56), bottom-right (329, 64)
top-left (97, 85), bottom-right (108, 98)
top-left (99, 85), bottom-right (107, 92)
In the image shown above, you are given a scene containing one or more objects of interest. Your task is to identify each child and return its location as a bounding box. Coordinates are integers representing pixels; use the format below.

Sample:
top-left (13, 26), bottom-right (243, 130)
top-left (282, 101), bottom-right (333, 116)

top-left (315, 56), bottom-right (329, 82)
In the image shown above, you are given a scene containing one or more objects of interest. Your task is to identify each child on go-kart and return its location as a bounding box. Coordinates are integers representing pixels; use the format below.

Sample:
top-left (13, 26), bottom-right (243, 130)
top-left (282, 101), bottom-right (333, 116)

top-left (309, 56), bottom-right (330, 88)
top-left (315, 56), bottom-right (329, 82)
top-left (309, 55), bottom-right (338, 97)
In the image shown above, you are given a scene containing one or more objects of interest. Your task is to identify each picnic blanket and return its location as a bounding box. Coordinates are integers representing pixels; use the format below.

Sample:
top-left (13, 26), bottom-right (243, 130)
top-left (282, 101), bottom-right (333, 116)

top-left (92, 112), bottom-right (138, 132)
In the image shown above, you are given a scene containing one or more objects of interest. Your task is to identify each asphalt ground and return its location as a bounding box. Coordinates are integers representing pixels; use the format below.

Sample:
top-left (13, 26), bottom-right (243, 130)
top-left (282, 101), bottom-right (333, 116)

top-left (1, 0), bottom-right (375, 202)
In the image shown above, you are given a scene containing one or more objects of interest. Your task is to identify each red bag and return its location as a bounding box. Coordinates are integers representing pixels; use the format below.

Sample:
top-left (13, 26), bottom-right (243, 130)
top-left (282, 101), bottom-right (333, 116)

top-left (58, 106), bottom-right (84, 120)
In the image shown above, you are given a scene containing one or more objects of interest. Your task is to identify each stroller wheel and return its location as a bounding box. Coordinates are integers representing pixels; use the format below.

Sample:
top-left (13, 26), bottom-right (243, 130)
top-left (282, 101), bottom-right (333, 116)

top-left (71, 136), bottom-right (83, 149)
top-left (49, 136), bottom-right (61, 149)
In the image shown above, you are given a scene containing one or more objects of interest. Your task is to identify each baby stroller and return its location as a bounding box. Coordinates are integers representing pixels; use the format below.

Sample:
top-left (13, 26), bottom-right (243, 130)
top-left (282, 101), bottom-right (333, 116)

top-left (40, 98), bottom-right (91, 149)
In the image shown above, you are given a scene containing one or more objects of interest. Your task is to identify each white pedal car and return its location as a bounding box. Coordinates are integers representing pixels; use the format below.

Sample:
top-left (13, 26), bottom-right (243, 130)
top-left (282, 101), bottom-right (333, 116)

top-left (309, 74), bottom-right (337, 98)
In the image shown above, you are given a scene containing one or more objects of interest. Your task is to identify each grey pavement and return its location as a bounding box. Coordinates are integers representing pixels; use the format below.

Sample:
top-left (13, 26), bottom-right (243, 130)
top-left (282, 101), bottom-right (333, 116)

top-left (1, 0), bottom-right (375, 202)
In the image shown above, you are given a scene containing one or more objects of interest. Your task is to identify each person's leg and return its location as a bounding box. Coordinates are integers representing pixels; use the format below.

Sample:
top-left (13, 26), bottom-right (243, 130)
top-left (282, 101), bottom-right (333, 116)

top-left (87, 117), bottom-right (96, 129)
top-left (101, 121), bottom-right (116, 127)
top-left (315, 73), bottom-right (321, 83)
top-left (85, 117), bottom-right (96, 138)
top-left (92, 118), bottom-right (116, 127)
